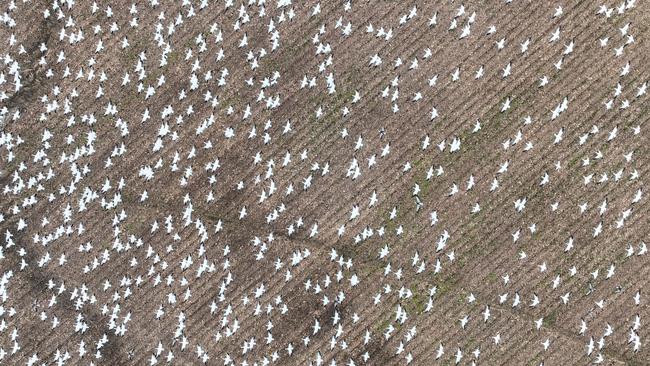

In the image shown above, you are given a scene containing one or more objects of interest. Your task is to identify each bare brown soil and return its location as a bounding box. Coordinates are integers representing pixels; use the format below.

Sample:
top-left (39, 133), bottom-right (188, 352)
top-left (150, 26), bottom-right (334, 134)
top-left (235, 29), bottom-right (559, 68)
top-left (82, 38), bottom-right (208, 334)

top-left (0, 1), bottom-right (649, 365)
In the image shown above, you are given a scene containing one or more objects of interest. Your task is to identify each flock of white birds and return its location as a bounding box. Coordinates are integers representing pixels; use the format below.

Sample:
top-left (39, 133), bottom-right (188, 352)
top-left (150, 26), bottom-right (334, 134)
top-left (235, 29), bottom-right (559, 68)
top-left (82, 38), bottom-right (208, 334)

top-left (0, 0), bottom-right (648, 365)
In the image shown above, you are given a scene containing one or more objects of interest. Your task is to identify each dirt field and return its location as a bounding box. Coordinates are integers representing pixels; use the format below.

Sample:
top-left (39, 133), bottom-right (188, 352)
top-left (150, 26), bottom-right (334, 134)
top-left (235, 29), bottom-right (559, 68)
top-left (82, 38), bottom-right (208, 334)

top-left (0, 0), bottom-right (649, 365)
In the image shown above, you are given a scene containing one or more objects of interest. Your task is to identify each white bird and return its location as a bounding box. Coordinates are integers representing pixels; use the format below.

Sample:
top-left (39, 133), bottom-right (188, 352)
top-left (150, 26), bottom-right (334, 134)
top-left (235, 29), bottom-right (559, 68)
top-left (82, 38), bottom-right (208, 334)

top-left (431, 106), bottom-right (439, 120)
top-left (521, 38), bottom-right (530, 53)
top-left (501, 97), bottom-right (511, 112)
top-left (502, 62), bottom-right (511, 78)
top-left (460, 24), bottom-right (471, 39)
top-left (483, 306), bottom-right (491, 322)
top-left (549, 27), bottom-right (561, 42)
top-left (435, 343), bottom-right (444, 359)
top-left (473, 120), bottom-right (481, 132)
top-left (451, 67), bottom-right (460, 81)
top-left (459, 315), bottom-right (469, 329)
top-left (475, 65), bottom-right (484, 79)
top-left (379, 245), bottom-right (390, 259)
top-left (429, 12), bottom-right (438, 26)
top-left (514, 197), bottom-right (527, 212)
top-left (455, 348), bottom-right (463, 364)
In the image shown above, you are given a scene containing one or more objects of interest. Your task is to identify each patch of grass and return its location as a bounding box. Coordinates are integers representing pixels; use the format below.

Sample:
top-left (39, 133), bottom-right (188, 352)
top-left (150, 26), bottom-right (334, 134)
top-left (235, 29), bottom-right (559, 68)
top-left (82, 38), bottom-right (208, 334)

top-left (144, 68), bottom-right (162, 85)
top-left (338, 243), bottom-right (359, 260)
top-left (167, 50), bottom-right (180, 64)
top-left (384, 205), bottom-right (400, 234)
top-left (122, 36), bottom-right (147, 63)
top-left (124, 49), bottom-right (138, 63)
top-left (419, 178), bottom-right (431, 198)
top-left (261, 57), bottom-right (280, 71)
top-left (313, 88), bottom-right (355, 129)
top-left (407, 286), bottom-right (426, 315)
top-left (463, 236), bottom-right (482, 257)
top-left (374, 317), bottom-right (393, 334)
top-left (508, 96), bottom-right (524, 113)
top-left (615, 249), bottom-right (628, 263)
top-left (486, 271), bottom-right (498, 283)
top-left (462, 337), bottom-right (477, 350)
top-left (543, 309), bottom-right (558, 327)
top-left (219, 94), bottom-right (242, 113)
top-left (526, 353), bottom-right (542, 366)
top-left (567, 154), bottom-right (581, 169)
top-left (436, 275), bottom-right (458, 297)
top-left (358, 261), bottom-right (382, 278)
top-left (124, 221), bottom-right (137, 233)
top-left (482, 95), bottom-right (526, 134)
